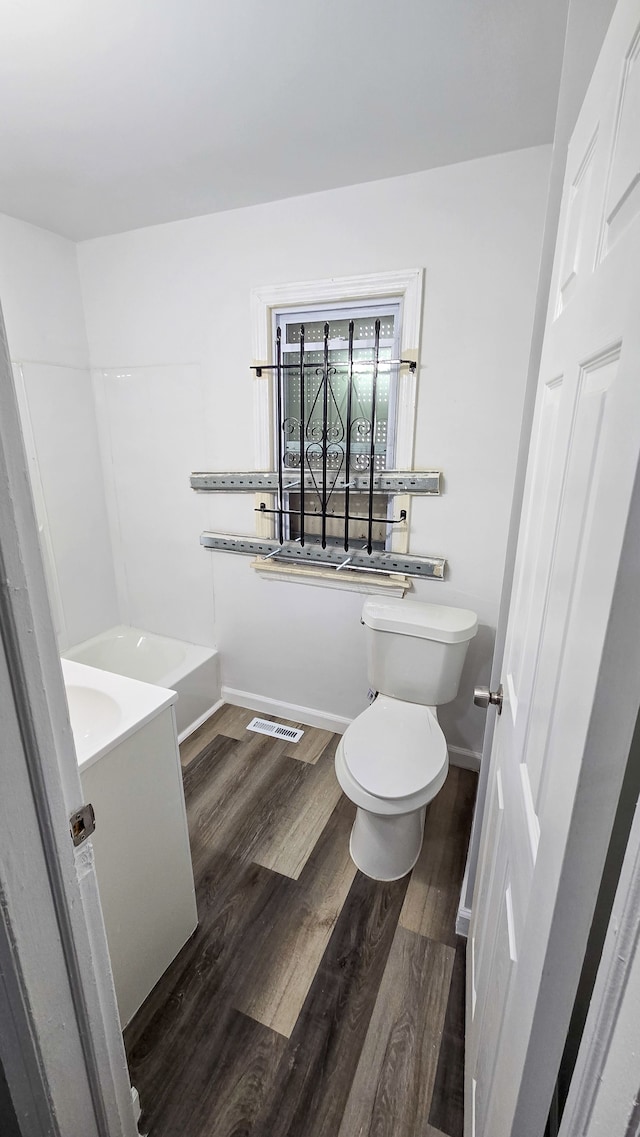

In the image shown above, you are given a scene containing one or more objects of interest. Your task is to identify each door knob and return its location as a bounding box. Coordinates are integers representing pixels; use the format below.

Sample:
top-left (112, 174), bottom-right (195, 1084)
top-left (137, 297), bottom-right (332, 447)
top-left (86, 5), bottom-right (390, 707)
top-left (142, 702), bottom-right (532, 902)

top-left (474, 684), bottom-right (504, 714)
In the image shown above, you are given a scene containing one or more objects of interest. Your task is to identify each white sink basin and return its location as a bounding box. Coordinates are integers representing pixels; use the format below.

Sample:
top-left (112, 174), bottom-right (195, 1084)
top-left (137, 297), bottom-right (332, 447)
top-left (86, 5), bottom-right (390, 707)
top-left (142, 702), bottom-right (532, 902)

top-left (61, 658), bottom-right (177, 770)
top-left (65, 684), bottom-right (122, 752)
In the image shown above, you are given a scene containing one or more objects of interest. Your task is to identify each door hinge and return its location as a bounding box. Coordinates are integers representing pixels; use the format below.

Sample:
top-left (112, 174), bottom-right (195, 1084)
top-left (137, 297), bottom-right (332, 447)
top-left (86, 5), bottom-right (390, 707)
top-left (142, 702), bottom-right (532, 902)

top-left (69, 803), bottom-right (96, 847)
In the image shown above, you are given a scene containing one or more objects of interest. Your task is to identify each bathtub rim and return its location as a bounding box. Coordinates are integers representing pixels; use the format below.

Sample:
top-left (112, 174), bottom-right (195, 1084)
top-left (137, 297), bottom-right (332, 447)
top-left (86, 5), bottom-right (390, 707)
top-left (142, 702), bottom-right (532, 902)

top-left (63, 624), bottom-right (216, 687)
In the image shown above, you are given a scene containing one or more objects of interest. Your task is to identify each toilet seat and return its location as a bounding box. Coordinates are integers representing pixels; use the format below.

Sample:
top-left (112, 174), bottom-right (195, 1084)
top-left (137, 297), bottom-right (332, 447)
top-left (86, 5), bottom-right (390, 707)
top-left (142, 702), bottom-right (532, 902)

top-left (342, 694), bottom-right (448, 800)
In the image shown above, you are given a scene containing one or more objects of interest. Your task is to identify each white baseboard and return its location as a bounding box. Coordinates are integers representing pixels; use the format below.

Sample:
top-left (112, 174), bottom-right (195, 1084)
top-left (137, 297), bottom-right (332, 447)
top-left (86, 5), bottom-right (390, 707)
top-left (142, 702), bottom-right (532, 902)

top-left (177, 698), bottom-right (224, 744)
top-left (456, 904), bottom-right (472, 938)
top-left (221, 687), bottom-right (352, 734)
top-left (448, 745), bottom-right (482, 772)
top-left (220, 690), bottom-right (485, 757)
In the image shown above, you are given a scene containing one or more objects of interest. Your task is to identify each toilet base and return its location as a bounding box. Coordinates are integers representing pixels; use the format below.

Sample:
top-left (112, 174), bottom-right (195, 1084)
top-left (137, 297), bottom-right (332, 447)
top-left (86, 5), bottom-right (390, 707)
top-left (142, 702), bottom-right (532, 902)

top-left (349, 804), bottom-right (427, 881)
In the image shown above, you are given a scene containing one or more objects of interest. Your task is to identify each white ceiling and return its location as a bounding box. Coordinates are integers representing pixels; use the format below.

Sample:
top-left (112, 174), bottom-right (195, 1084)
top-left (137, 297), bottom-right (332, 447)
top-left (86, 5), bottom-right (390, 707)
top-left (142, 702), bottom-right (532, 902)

top-left (0, 0), bottom-right (567, 241)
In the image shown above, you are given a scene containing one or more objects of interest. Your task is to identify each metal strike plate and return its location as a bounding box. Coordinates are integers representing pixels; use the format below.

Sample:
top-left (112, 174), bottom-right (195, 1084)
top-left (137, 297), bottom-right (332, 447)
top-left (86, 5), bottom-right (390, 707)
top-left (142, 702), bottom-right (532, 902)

top-left (70, 803), bottom-right (96, 847)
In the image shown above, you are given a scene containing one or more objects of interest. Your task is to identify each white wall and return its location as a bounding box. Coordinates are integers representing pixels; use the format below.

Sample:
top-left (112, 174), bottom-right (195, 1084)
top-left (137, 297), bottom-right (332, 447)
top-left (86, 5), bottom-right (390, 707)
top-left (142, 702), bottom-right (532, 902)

top-left (0, 213), bottom-right (119, 648)
top-left (77, 145), bottom-right (551, 754)
top-left (93, 363), bottom-right (216, 646)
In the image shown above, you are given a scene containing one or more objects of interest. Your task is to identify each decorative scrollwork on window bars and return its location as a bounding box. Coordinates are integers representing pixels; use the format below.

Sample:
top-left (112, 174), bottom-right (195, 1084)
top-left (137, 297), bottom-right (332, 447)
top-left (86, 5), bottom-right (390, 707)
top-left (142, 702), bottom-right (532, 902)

top-left (261, 318), bottom-right (413, 554)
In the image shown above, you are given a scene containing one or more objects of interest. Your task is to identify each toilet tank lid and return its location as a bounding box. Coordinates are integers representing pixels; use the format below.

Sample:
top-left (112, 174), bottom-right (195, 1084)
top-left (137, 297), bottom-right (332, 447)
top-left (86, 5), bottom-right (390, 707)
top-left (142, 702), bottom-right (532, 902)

top-left (362, 598), bottom-right (478, 643)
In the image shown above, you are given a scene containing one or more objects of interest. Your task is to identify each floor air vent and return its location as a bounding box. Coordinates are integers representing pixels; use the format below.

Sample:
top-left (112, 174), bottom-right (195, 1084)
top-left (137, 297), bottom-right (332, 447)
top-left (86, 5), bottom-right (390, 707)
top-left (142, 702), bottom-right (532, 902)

top-left (247, 717), bottom-right (304, 743)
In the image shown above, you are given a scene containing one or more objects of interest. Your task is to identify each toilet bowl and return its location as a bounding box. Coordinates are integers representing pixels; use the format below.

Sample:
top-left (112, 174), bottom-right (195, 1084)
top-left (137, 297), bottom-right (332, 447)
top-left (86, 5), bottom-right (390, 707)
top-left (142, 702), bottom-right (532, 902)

top-left (335, 596), bottom-right (477, 881)
top-left (335, 694), bottom-right (449, 880)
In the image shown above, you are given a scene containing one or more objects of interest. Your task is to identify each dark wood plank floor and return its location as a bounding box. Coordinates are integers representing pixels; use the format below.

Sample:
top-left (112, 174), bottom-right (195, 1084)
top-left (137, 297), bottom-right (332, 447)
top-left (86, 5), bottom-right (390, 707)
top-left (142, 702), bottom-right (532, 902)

top-left (124, 704), bottom-right (477, 1137)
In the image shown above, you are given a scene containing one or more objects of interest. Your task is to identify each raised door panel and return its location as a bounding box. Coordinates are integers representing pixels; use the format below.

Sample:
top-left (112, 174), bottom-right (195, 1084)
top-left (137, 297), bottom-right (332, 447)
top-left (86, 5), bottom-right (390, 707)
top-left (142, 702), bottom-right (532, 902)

top-left (503, 373), bottom-right (563, 730)
top-left (556, 134), bottom-right (599, 315)
top-left (469, 764), bottom-right (505, 1035)
top-left (599, 20), bottom-right (640, 257)
top-left (523, 346), bottom-right (621, 815)
top-left (473, 873), bottom-right (517, 1137)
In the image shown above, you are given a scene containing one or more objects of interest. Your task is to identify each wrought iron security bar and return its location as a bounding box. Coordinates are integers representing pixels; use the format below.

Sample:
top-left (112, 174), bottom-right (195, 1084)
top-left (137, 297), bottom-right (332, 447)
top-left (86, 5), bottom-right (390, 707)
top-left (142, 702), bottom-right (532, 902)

top-left (251, 318), bottom-right (417, 555)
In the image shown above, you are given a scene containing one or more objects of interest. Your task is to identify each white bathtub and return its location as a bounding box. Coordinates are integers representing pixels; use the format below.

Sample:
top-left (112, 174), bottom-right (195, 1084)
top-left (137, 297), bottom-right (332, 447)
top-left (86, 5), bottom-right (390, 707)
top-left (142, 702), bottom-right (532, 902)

top-left (61, 657), bottom-right (198, 1027)
top-left (63, 624), bottom-right (220, 739)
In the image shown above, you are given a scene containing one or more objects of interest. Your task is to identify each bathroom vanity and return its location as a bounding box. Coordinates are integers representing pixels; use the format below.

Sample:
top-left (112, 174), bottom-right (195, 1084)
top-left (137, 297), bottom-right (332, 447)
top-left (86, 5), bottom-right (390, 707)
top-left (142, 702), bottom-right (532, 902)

top-left (62, 659), bottom-right (198, 1028)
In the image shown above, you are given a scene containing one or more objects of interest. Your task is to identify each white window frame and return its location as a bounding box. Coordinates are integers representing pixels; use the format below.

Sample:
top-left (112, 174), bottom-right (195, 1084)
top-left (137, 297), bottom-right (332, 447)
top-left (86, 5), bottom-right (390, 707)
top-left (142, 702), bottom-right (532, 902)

top-left (249, 269), bottom-right (424, 594)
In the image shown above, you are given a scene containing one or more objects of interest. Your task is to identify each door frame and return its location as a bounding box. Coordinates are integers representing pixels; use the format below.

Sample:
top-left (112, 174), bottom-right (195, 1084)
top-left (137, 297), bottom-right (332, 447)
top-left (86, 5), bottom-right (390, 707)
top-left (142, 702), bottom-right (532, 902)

top-left (0, 303), bottom-right (137, 1136)
top-left (560, 740), bottom-right (640, 1136)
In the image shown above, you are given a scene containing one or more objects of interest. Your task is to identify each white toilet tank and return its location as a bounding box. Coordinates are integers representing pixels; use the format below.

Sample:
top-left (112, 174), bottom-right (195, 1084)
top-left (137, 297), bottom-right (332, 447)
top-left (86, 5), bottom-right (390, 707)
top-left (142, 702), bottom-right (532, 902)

top-left (362, 597), bottom-right (478, 705)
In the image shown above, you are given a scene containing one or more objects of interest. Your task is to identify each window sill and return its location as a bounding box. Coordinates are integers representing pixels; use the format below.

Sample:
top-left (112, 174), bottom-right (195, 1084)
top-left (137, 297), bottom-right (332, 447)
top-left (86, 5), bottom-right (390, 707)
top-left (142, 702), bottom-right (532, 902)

top-left (250, 558), bottom-right (409, 597)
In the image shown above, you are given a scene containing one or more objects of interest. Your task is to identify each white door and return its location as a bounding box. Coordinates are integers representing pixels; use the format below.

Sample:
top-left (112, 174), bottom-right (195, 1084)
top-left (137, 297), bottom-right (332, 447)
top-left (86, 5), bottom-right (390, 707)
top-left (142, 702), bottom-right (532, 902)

top-left (467, 1), bottom-right (640, 1134)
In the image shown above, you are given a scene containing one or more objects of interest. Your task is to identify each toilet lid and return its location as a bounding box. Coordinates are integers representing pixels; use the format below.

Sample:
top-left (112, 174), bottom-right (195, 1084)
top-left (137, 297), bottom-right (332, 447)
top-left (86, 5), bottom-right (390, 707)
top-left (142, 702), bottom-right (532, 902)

top-left (343, 696), bottom-right (448, 799)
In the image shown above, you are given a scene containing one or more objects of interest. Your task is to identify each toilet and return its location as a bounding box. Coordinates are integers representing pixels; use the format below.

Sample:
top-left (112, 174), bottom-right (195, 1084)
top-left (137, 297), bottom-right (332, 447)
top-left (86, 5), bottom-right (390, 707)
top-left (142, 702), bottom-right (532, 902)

top-left (335, 597), bottom-right (478, 881)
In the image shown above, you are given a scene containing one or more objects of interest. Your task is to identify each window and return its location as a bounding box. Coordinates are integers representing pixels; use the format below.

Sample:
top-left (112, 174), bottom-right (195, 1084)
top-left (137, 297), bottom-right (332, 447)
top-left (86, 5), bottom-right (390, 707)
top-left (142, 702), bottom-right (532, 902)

top-left (239, 269), bottom-right (438, 593)
top-left (194, 270), bottom-right (442, 592)
top-left (273, 300), bottom-right (402, 552)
